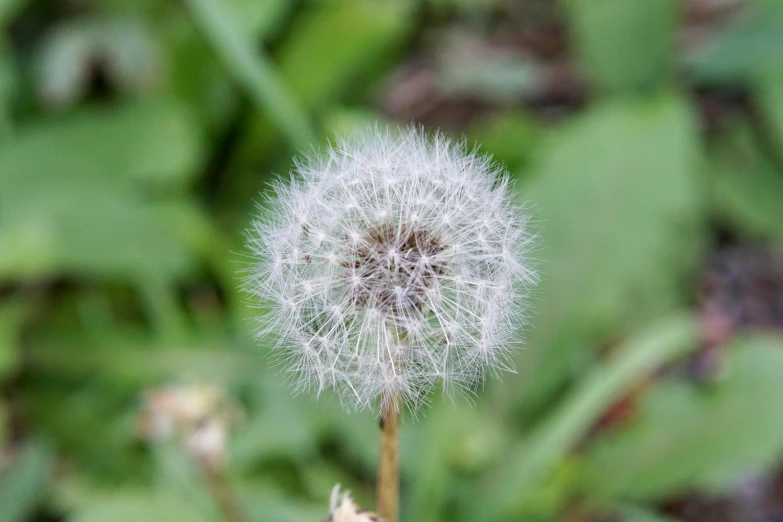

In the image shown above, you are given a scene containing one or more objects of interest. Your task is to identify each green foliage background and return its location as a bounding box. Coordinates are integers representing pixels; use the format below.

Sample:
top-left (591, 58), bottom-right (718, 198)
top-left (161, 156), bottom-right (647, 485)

top-left (1, 1), bottom-right (782, 521)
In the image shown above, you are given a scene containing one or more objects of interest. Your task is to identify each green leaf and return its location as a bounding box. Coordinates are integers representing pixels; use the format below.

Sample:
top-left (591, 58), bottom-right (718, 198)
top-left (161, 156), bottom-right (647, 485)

top-left (228, 0), bottom-right (414, 202)
top-left (405, 403), bottom-right (509, 522)
top-left (689, 0), bottom-right (783, 83)
top-left (0, 101), bottom-right (209, 280)
top-left (0, 441), bottom-right (52, 522)
top-left (612, 504), bottom-right (683, 522)
top-left (582, 335), bottom-right (783, 500)
top-left (238, 485), bottom-right (324, 522)
top-left (0, 197), bottom-right (196, 281)
top-left (227, 392), bottom-right (318, 469)
top-left (25, 328), bottom-right (261, 386)
top-left (322, 107), bottom-right (389, 141)
top-left (708, 127), bottom-right (783, 241)
top-left (68, 490), bottom-right (216, 522)
top-left (469, 110), bottom-right (542, 177)
top-left (183, 0), bottom-right (315, 148)
top-left (0, 39), bottom-right (16, 140)
top-left (0, 297), bottom-right (31, 379)
top-left (757, 71), bottom-right (783, 152)
top-left (483, 315), bottom-right (698, 517)
top-left (565, 0), bottom-right (679, 92)
top-left (275, 0), bottom-right (413, 110)
top-left (0, 0), bottom-right (27, 28)
top-left (232, 0), bottom-right (293, 40)
top-left (0, 99), bottom-right (201, 189)
top-left (0, 402), bottom-right (6, 448)
top-left (516, 93), bottom-right (703, 409)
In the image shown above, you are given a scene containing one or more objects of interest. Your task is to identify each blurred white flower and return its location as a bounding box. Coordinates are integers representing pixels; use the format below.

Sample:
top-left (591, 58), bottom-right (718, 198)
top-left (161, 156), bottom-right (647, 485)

top-left (246, 127), bottom-right (536, 414)
top-left (138, 383), bottom-right (241, 469)
top-left (329, 485), bottom-right (382, 522)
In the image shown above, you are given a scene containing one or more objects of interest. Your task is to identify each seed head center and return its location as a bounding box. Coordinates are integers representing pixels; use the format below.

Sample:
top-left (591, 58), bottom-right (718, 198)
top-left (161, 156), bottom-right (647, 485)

top-left (345, 222), bottom-right (446, 314)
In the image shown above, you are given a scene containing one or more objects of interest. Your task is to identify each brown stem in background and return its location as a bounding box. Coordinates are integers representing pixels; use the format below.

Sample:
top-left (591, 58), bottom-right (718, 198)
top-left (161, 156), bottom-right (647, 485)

top-left (377, 402), bottom-right (400, 522)
top-left (199, 459), bottom-right (254, 522)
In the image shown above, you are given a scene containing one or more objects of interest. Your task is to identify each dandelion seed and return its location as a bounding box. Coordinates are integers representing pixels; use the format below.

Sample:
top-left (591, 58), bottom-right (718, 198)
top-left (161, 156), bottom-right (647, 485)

top-left (245, 126), bottom-right (537, 415)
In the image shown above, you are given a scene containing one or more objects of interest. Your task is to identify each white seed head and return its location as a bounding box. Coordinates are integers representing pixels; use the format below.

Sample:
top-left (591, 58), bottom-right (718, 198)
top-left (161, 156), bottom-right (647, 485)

top-left (245, 127), bottom-right (537, 415)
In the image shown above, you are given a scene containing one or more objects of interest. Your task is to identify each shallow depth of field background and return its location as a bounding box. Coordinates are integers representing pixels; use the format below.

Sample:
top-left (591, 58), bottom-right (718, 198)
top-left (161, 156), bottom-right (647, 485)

top-left (1, 1), bottom-right (783, 521)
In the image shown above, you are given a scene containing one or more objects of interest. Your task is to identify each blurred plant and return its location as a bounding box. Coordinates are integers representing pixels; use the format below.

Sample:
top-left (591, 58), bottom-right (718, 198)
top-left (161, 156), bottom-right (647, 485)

top-left (245, 126), bottom-right (537, 520)
top-left (1, 1), bottom-right (783, 521)
top-left (138, 383), bottom-right (242, 469)
top-left (328, 485), bottom-right (383, 522)
top-left (138, 383), bottom-right (247, 522)
top-left (33, 17), bottom-right (161, 110)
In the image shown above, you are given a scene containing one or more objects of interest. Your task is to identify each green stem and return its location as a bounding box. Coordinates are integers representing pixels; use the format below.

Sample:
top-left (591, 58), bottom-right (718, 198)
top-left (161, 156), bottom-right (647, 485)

top-left (199, 458), bottom-right (254, 522)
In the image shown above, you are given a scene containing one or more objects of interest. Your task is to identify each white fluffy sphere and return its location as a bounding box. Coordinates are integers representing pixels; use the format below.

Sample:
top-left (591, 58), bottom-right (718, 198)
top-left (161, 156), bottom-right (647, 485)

top-left (246, 127), bottom-right (536, 414)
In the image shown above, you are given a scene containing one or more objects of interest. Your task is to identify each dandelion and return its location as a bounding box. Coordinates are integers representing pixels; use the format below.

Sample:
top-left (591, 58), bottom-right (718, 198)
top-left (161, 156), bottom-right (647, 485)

top-left (245, 126), bottom-right (536, 521)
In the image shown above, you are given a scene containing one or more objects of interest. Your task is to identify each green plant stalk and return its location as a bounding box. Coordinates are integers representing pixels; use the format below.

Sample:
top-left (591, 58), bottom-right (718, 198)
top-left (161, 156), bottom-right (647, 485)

top-left (489, 314), bottom-right (699, 514)
top-left (198, 458), bottom-right (254, 522)
top-left (183, 0), bottom-right (316, 149)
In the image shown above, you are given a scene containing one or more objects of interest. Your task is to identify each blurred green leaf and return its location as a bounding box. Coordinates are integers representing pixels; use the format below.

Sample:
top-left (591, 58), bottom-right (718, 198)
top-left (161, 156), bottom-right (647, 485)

top-left (0, 297), bottom-right (30, 379)
top-left (483, 315), bottom-right (698, 517)
top-left (404, 404), bottom-right (462, 522)
top-left (709, 127), bottom-right (783, 241)
top-left (0, 99), bottom-right (201, 188)
top-left (0, 101), bottom-right (206, 281)
top-left (404, 403), bottom-right (509, 521)
top-left (612, 504), bottom-right (683, 522)
top-left (516, 93), bottom-right (703, 409)
top-left (232, 0), bottom-right (293, 40)
top-left (227, 392), bottom-right (318, 469)
top-left (23, 384), bottom-right (147, 479)
top-left (689, 0), bottom-right (783, 83)
top-left (757, 71), bottom-right (783, 152)
top-left (0, 0), bottom-right (27, 28)
top-left (26, 329), bottom-right (261, 385)
top-left (0, 441), bottom-right (52, 522)
top-left (469, 110), bottom-right (542, 177)
top-left (0, 402), bottom-right (5, 448)
top-left (183, 0), bottom-right (315, 148)
top-left (238, 485), bottom-right (324, 522)
top-left (162, 18), bottom-right (237, 131)
top-left (0, 197), bottom-right (196, 280)
top-left (68, 490), bottom-right (216, 522)
top-left (322, 107), bottom-right (388, 140)
top-left (565, 0), bottom-right (679, 92)
top-left (232, 0), bottom-right (412, 165)
top-left (0, 39), bottom-right (15, 140)
top-left (582, 335), bottom-right (783, 500)
top-left (226, 0), bottom-right (414, 223)
top-left (275, 0), bottom-right (412, 110)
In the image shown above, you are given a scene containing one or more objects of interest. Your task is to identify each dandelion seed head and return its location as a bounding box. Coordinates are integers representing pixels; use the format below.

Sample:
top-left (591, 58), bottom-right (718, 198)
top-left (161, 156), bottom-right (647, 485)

top-left (245, 127), bottom-right (537, 415)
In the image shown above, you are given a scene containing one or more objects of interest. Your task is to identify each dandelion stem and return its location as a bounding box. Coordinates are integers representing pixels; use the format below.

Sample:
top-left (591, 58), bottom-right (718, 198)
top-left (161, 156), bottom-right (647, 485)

top-left (199, 459), bottom-right (254, 522)
top-left (377, 401), bottom-right (400, 522)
